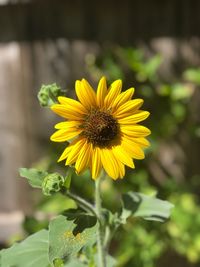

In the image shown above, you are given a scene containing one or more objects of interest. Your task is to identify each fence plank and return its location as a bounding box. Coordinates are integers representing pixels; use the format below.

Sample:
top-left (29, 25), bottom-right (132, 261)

top-left (0, 0), bottom-right (200, 43)
top-left (0, 43), bottom-right (31, 212)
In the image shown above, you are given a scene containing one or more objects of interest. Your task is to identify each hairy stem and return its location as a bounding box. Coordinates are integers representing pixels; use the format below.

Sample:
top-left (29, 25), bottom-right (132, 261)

top-left (95, 177), bottom-right (106, 267)
top-left (64, 190), bottom-right (99, 220)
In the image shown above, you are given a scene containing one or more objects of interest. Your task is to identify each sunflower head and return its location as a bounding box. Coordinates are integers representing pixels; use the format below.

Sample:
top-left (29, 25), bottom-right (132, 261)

top-left (50, 77), bottom-right (151, 180)
top-left (80, 109), bottom-right (119, 147)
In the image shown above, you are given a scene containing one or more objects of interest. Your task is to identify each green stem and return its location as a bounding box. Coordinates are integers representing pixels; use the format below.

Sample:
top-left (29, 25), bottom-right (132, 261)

top-left (65, 190), bottom-right (99, 219)
top-left (104, 226), bottom-right (111, 251)
top-left (104, 224), bottom-right (119, 252)
top-left (95, 177), bottom-right (106, 267)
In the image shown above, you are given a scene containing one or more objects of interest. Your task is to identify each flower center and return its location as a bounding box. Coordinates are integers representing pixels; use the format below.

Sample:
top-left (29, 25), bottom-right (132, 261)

top-left (81, 110), bottom-right (119, 147)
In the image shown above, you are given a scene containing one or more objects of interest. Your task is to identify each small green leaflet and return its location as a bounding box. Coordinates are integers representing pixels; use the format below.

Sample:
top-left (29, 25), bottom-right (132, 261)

top-left (1, 230), bottom-right (50, 267)
top-left (121, 192), bottom-right (174, 223)
top-left (19, 168), bottom-right (48, 188)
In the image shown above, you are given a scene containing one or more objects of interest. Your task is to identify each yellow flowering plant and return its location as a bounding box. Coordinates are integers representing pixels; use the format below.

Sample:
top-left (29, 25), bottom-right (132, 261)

top-left (50, 77), bottom-right (150, 180)
top-left (0, 78), bottom-right (173, 267)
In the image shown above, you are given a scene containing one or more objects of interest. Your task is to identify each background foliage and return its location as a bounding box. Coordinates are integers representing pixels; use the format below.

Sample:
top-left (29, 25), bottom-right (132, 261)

top-left (2, 45), bottom-right (200, 267)
top-left (84, 46), bottom-right (199, 267)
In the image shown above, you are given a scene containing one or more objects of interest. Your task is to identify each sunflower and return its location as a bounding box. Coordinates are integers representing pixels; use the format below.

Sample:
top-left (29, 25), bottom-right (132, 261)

top-left (50, 77), bottom-right (150, 180)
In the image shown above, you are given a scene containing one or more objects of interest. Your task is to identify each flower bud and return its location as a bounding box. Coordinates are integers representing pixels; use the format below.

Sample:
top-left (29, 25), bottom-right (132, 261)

top-left (42, 173), bottom-right (64, 196)
top-left (38, 83), bottom-right (62, 107)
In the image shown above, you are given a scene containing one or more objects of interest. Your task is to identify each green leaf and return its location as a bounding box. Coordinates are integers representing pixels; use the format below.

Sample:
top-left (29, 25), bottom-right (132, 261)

top-left (19, 168), bottom-right (48, 188)
top-left (54, 258), bottom-right (64, 267)
top-left (1, 230), bottom-right (50, 267)
top-left (64, 259), bottom-right (86, 267)
top-left (48, 214), bottom-right (98, 264)
top-left (121, 192), bottom-right (174, 223)
top-left (184, 68), bottom-right (200, 85)
top-left (0, 250), bottom-right (2, 267)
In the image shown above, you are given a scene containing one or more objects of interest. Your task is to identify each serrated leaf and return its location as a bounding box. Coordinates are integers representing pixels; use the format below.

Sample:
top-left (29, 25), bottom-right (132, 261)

top-left (1, 230), bottom-right (50, 267)
top-left (19, 168), bottom-right (48, 188)
top-left (48, 215), bottom-right (98, 264)
top-left (121, 192), bottom-right (174, 223)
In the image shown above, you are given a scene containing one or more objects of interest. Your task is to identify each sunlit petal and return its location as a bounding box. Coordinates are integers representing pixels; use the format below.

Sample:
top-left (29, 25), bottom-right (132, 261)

top-left (104, 80), bottom-right (122, 109)
top-left (97, 76), bottom-right (107, 108)
top-left (75, 80), bottom-right (97, 109)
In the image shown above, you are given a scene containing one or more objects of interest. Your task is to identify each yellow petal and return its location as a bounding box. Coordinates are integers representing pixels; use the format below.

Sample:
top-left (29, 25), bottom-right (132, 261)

top-left (97, 77), bottom-right (107, 108)
top-left (54, 121), bottom-right (80, 129)
top-left (112, 145), bottom-right (135, 168)
top-left (121, 137), bottom-right (145, 159)
top-left (132, 137), bottom-right (150, 148)
top-left (66, 138), bottom-right (86, 165)
top-left (58, 145), bottom-right (73, 162)
top-left (75, 80), bottom-right (97, 109)
top-left (100, 149), bottom-right (119, 180)
top-left (121, 125), bottom-right (151, 137)
top-left (58, 96), bottom-right (87, 114)
top-left (51, 104), bottom-right (84, 120)
top-left (118, 111), bottom-right (150, 124)
top-left (114, 99), bottom-right (144, 119)
top-left (50, 128), bottom-right (81, 142)
top-left (104, 80), bottom-right (122, 109)
top-left (91, 146), bottom-right (102, 179)
top-left (118, 161), bottom-right (125, 179)
top-left (75, 142), bottom-right (91, 174)
top-left (112, 87), bottom-right (135, 110)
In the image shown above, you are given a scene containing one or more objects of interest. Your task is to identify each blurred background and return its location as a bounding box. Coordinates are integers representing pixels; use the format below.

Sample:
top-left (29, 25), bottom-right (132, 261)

top-left (0, 0), bottom-right (200, 266)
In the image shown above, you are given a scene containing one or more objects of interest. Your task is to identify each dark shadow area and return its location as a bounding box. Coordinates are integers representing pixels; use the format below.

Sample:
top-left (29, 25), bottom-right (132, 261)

top-left (63, 208), bottom-right (97, 235)
top-left (1, 0), bottom-right (200, 43)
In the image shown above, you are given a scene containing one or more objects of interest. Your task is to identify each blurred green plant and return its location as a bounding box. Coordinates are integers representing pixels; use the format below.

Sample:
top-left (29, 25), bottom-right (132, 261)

top-left (1, 45), bottom-right (199, 267)
top-left (5, 45), bottom-right (198, 267)
top-left (85, 45), bottom-right (199, 267)
top-left (0, 167), bottom-right (173, 267)
top-left (38, 83), bottom-right (65, 107)
top-left (183, 68), bottom-right (200, 85)
top-left (0, 79), bottom-right (174, 266)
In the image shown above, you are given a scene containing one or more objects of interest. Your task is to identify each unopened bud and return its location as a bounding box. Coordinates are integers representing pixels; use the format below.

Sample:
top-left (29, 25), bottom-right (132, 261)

top-left (42, 173), bottom-right (64, 196)
top-left (38, 83), bottom-right (62, 107)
